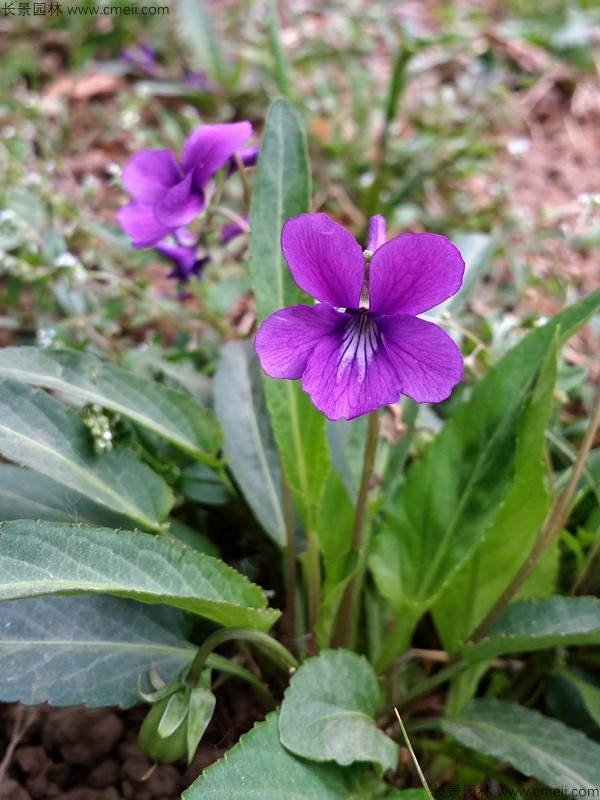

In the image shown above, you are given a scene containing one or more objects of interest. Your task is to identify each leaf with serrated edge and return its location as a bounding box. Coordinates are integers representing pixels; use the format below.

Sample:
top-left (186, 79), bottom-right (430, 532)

top-left (0, 594), bottom-right (194, 707)
top-left (0, 520), bottom-right (279, 631)
top-left (0, 464), bottom-right (135, 528)
top-left (463, 597), bottom-right (600, 662)
top-left (183, 711), bottom-right (379, 799)
top-left (279, 650), bottom-right (398, 773)
top-left (370, 290), bottom-right (600, 628)
top-left (432, 333), bottom-right (558, 654)
top-left (442, 699), bottom-right (600, 791)
top-left (0, 347), bottom-right (221, 462)
top-left (214, 342), bottom-right (286, 546)
top-left (0, 379), bottom-right (173, 530)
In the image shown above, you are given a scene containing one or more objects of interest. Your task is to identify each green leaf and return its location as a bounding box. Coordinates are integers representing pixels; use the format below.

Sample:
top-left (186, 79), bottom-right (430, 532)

top-left (370, 289), bottom-right (600, 659)
top-left (0, 464), bottom-right (134, 529)
top-left (0, 347), bottom-right (221, 463)
top-left (559, 670), bottom-right (600, 729)
top-left (175, 0), bottom-right (227, 83)
top-left (183, 711), bottom-right (379, 799)
top-left (0, 520), bottom-right (279, 631)
top-left (0, 379), bottom-right (173, 531)
top-left (214, 342), bottom-right (286, 546)
top-left (442, 699), bottom-right (600, 791)
top-left (278, 650), bottom-right (398, 773)
top-left (0, 594), bottom-right (195, 707)
top-left (433, 232), bottom-right (496, 317)
top-left (248, 99), bottom-right (330, 531)
top-left (267, 0), bottom-right (292, 99)
top-left (432, 332), bottom-right (558, 654)
top-left (463, 597), bottom-right (600, 662)
top-left (187, 684), bottom-right (217, 762)
top-left (248, 99), bottom-right (311, 322)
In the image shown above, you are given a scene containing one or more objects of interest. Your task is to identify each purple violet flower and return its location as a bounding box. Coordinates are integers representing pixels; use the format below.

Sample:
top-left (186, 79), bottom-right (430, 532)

top-left (117, 121), bottom-right (253, 249)
top-left (154, 242), bottom-right (208, 283)
top-left (119, 43), bottom-right (159, 77)
top-left (254, 213), bottom-right (465, 421)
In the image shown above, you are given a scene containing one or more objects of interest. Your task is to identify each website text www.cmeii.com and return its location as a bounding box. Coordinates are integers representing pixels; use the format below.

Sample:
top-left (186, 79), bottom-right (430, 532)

top-left (1, 3), bottom-right (169, 16)
top-left (432, 787), bottom-right (600, 799)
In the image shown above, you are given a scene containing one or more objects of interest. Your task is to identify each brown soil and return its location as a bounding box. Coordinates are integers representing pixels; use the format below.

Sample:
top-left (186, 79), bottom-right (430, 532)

top-left (0, 686), bottom-right (263, 800)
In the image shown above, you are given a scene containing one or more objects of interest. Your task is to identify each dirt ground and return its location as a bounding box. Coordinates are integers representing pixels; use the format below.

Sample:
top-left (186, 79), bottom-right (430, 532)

top-left (0, 682), bottom-right (264, 800)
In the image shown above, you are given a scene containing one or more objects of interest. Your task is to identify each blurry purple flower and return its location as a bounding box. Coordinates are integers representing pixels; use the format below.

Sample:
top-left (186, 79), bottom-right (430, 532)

top-left (120, 43), bottom-right (158, 77)
top-left (254, 213), bottom-right (464, 421)
top-left (183, 71), bottom-right (217, 93)
top-left (117, 121), bottom-right (253, 249)
top-left (227, 145), bottom-right (260, 175)
top-left (154, 242), bottom-right (208, 283)
top-left (219, 219), bottom-right (248, 245)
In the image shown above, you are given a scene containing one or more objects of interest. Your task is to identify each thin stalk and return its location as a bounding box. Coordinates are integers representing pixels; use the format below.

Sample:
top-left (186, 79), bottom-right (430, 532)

top-left (569, 524), bottom-right (600, 596)
top-left (396, 658), bottom-right (468, 708)
top-left (305, 526), bottom-right (321, 650)
top-left (470, 385), bottom-right (600, 643)
top-left (282, 475), bottom-right (298, 650)
top-left (332, 410), bottom-right (380, 649)
top-left (394, 708), bottom-right (435, 800)
top-left (363, 44), bottom-right (412, 219)
top-left (187, 628), bottom-right (297, 687)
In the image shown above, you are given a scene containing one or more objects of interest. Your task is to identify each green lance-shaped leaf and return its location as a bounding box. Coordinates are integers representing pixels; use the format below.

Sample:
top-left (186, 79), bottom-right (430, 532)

top-left (183, 711), bottom-right (380, 800)
top-left (462, 596), bottom-right (600, 662)
top-left (0, 347), bottom-right (221, 463)
top-left (558, 671), bottom-right (600, 730)
top-left (248, 98), bottom-right (330, 530)
top-left (370, 289), bottom-right (600, 645)
top-left (0, 520), bottom-right (279, 632)
top-left (442, 699), bottom-right (600, 792)
top-left (432, 331), bottom-right (558, 654)
top-left (278, 649), bottom-right (399, 773)
top-left (0, 594), bottom-right (195, 707)
top-left (248, 99), bottom-right (311, 322)
top-left (175, 0), bottom-right (227, 83)
top-left (214, 342), bottom-right (286, 546)
top-left (0, 379), bottom-right (173, 531)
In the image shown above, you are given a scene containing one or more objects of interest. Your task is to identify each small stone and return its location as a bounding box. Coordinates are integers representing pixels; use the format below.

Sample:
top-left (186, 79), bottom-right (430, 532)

top-left (42, 707), bottom-right (124, 767)
top-left (87, 758), bottom-right (120, 789)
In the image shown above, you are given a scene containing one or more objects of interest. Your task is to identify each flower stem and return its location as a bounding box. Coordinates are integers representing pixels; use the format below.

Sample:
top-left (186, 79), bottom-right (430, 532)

top-left (281, 475), bottom-right (298, 650)
top-left (305, 526), bottom-right (322, 651)
top-left (332, 409), bottom-right (380, 649)
top-left (186, 628), bottom-right (297, 687)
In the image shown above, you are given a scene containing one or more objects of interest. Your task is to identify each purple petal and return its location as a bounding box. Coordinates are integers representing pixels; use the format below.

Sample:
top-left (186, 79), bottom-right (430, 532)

top-left (227, 144), bottom-right (260, 175)
top-left (117, 202), bottom-right (172, 248)
top-left (183, 71), bottom-right (216, 93)
top-left (254, 304), bottom-right (345, 380)
top-left (153, 173), bottom-right (205, 228)
top-left (281, 214), bottom-right (365, 308)
top-left (220, 221), bottom-right (246, 245)
top-left (376, 314), bottom-right (463, 403)
top-left (368, 233), bottom-right (464, 316)
top-left (181, 122), bottom-right (253, 189)
top-left (121, 150), bottom-right (181, 203)
top-left (367, 215), bottom-right (386, 252)
top-left (155, 242), bottom-right (198, 271)
top-left (301, 313), bottom-right (402, 421)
